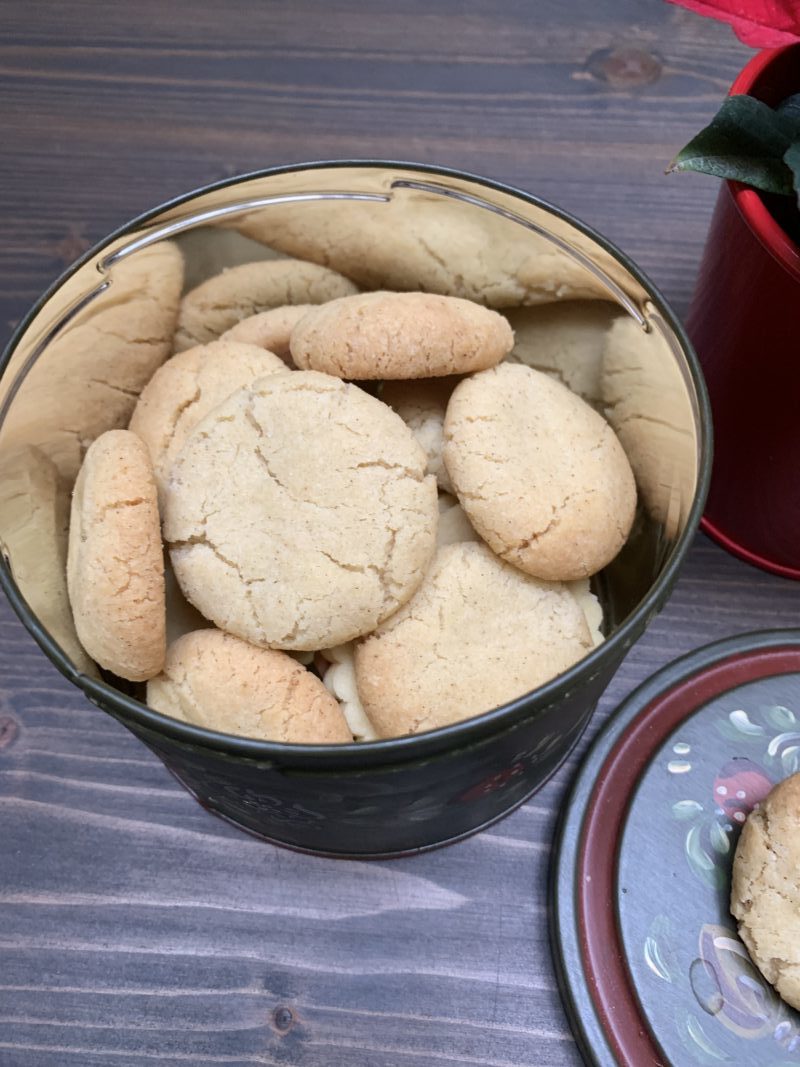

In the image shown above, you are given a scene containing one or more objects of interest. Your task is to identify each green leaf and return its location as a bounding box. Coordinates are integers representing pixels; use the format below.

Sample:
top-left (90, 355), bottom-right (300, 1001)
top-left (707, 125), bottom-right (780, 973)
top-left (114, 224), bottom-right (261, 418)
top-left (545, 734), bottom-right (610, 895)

top-left (776, 93), bottom-right (800, 135)
top-left (669, 95), bottom-right (795, 195)
top-left (783, 141), bottom-right (800, 212)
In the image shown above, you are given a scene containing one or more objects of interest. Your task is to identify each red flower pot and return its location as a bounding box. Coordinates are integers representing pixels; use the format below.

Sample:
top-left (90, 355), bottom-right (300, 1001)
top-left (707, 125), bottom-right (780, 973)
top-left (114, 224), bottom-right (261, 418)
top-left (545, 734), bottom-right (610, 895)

top-left (687, 43), bottom-right (800, 578)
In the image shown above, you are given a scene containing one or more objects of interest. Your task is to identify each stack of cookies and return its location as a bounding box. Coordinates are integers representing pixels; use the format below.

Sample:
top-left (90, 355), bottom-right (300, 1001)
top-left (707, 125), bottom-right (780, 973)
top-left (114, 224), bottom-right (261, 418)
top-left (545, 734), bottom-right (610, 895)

top-left (63, 253), bottom-right (637, 744)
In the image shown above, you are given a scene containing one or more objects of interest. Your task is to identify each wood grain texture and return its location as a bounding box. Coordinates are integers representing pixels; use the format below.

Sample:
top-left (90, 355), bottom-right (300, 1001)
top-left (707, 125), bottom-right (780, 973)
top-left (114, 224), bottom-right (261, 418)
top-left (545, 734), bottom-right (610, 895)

top-left (1, 2), bottom-right (796, 1064)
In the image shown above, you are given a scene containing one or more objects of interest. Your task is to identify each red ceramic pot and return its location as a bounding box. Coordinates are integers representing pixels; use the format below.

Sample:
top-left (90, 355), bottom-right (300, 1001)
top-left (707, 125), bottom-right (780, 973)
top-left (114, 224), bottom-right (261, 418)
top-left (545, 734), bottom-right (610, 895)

top-left (687, 43), bottom-right (800, 579)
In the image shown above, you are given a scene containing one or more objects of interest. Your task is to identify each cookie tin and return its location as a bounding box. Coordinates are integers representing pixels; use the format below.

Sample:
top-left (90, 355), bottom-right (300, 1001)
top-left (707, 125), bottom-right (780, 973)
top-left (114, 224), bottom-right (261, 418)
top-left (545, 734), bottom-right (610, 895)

top-left (0, 161), bottom-right (711, 856)
top-left (551, 629), bottom-right (800, 1066)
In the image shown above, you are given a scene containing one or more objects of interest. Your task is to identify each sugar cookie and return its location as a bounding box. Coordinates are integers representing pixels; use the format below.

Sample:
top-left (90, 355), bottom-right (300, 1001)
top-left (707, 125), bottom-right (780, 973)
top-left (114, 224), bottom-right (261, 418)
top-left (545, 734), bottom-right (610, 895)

top-left (443, 363), bottom-right (636, 580)
top-left (147, 629), bottom-right (351, 743)
top-left (354, 541), bottom-right (592, 737)
top-left (290, 292), bottom-right (513, 379)
top-left (67, 430), bottom-right (165, 681)
top-left (731, 773), bottom-right (800, 1011)
top-left (164, 371), bottom-right (437, 650)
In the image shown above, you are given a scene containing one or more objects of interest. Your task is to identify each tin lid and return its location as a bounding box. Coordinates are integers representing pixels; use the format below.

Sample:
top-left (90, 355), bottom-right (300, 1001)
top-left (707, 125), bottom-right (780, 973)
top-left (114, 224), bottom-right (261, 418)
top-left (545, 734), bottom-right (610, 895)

top-left (551, 630), bottom-right (800, 1067)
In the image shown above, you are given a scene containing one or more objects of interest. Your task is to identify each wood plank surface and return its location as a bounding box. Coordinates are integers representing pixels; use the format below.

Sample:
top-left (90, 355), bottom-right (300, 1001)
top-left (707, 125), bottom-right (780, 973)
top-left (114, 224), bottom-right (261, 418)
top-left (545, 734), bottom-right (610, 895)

top-left (2, 2), bottom-right (797, 1065)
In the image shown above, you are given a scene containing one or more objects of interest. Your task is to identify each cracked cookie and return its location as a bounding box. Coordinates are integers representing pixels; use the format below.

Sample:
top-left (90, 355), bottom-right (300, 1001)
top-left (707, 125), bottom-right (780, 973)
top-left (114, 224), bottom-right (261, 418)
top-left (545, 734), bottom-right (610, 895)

top-left (443, 363), bottom-right (636, 581)
top-left (163, 370), bottom-right (438, 651)
top-left (290, 291), bottom-right (513, 379)
top-left (128, 339), bottom-right (286, 500)
top-left (382, 378), bottom-right (458, 493)
top-left (173, 259), bottom-right (358, 351)
top-left (731, 772), bottom-right (800, 1011)
top-left (220, 304), bottom-right (314, 365)
top-left (67, 430), bottom-right (166, 681)
top-left (354, 541), bottom-right (592, 737)
top-left (147, 629), bottom-right (352, 743)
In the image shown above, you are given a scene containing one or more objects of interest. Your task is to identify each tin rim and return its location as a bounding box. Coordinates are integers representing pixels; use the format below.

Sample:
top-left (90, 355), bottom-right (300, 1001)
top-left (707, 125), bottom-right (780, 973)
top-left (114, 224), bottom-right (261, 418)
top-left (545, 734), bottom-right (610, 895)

top-left (0, 158), bottom-right (713, 769)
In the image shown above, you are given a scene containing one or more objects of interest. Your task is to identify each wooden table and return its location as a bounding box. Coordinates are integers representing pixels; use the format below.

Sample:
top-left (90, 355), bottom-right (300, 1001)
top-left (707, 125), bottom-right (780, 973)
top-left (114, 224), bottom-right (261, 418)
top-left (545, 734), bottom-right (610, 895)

top-left (1, 3), bottom-right (797, 1064)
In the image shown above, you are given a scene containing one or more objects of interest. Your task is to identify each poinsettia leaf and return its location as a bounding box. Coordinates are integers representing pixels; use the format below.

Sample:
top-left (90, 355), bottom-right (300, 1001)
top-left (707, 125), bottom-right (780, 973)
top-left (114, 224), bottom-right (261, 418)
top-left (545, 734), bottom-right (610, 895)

top-left (669, 95), bottom-right (795, 195)
top-left (783, 141), bottom-right (800, 212)
top-left (777, 94), bottom-right (800, 137)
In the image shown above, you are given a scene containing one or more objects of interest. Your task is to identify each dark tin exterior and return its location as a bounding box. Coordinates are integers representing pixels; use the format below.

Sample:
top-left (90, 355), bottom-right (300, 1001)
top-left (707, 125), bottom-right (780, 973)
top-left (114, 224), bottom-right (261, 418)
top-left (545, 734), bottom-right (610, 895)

top-left (0, 161), bottom-right (713, 857)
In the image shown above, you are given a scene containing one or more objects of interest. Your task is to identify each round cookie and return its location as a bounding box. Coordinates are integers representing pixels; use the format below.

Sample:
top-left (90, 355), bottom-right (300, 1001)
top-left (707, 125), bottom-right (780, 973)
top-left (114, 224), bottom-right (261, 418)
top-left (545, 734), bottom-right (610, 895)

top-left (354, 541), bottom-right (593, 738)
top-left (128, 339), bottom-right (286, 498)
top-left (220, 304), bottom-right (314, 364)
top-left (163, 370), bottom-right (438, 651)
top-left (382, 378), bottom-right (458, 492)
top-left (67, 430), bottom-right (165, 681)
top-left (290, 292), bottom-right (514, 379)
top-left (147, 629), bottom-right (351, 744)
top-left (443, 363), bottom-right (636, 581)
top-left (731, 773), bottom-right (800, 1011)
top-left (173, 259), bottom-right (357, 351)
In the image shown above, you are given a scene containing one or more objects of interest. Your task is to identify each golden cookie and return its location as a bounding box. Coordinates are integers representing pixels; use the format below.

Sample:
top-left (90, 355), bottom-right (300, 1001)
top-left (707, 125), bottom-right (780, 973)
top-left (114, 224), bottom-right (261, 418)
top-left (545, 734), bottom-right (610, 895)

top-left (67, 430), bottom-right (165, 681)
top-left (354, 542), bottom-right (592, 738)
top-left (164, 371), bottom-right (438, 651)
top-left (382, 378), bottom-right (458, 492)
top-left (731, 773), bottom-right (800, 1011)
top-left (443, 363), bottom-right (636, 580)
top-left (147, 629), bottom-right (351, 744)
top-left (220, 304), bottom-right (314, 364)
top-left (0, 241), bottom-right (183, 481)
top-left (0, 446), bottom-right (96, 675)
top-left (128, 339), bottom-right (286, 499)
top-left (290, 292), bottom-right (513, 379)
top-left (173, 259), bottom-right (357, 351)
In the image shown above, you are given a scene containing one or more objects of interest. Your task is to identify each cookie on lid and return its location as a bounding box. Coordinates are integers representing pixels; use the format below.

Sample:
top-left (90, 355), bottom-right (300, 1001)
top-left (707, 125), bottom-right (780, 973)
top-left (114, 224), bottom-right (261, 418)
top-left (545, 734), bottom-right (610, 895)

top-left (731, 772), bottom-right (800, 1011)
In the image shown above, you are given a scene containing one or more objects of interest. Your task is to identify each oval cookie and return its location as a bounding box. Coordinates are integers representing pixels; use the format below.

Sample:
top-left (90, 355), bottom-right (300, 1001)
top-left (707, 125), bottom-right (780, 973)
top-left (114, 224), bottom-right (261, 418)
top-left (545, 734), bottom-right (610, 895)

top-left (129, 339), bottom-right (286, 497)
top-left (354, 541), bottom-right (592, 738)
top-left (290, 292), bottom-right (513, 379)
top-left (147, 629), bottom-right (351, 744)
top-left (443, 363), bottom-right (636, 580)
top-left (731, 773), bottom-right (800, 1011)
top-left (174, 259), bottom-right (357, 351)
top-left (163, 371), bottom-right (438, 651)
top-left (67, 430), bottom-right (165, 681)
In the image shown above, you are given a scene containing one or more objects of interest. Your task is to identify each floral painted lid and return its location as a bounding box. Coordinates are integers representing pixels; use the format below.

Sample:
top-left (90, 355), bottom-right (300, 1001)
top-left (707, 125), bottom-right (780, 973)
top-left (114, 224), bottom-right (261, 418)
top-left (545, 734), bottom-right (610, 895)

top-left (551, 629), bottom-right (800, 1067)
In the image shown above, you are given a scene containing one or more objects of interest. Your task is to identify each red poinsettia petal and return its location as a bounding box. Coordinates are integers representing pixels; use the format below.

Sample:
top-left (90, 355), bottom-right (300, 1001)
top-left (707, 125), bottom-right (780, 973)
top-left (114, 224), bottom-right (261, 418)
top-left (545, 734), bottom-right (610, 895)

top-left (667, 0), bottom-right (800, 47)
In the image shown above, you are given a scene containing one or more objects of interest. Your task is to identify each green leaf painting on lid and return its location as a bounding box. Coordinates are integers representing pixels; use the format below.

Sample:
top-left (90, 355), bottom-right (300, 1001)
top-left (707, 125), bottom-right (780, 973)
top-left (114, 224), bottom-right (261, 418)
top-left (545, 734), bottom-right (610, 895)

top-left (668, 95), bottom-right (799, 195)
